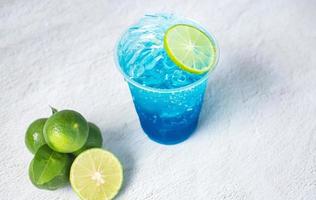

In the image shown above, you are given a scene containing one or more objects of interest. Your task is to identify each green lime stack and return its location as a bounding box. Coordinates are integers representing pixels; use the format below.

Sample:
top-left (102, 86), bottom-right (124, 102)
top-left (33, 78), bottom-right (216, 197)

top-left (25, 108), bottom-right (123, 200)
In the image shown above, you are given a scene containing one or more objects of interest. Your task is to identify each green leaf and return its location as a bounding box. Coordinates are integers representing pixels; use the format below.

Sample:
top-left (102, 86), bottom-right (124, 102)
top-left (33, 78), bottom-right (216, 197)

top-left (29, 155), bottom-right (72, 190)
top-left (31, 145), bottom-right (69, 185)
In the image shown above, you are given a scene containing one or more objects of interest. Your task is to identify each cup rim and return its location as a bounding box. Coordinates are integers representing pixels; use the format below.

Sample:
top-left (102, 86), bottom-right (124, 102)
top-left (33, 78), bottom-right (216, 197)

top-left (114, 14), bottom-right (220, 93)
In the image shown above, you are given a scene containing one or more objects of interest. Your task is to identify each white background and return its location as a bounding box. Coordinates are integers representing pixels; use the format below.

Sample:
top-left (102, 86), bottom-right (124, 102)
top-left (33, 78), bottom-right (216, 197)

top-left (1, 0), bottom-right (316, 199)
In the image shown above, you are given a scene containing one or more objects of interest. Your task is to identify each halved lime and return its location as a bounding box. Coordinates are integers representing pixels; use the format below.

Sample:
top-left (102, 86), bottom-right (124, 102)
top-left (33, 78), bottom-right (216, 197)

top-left (70, 148), bottom-right (123, 200)
top-left (164, 24), bottom-right (217, 74)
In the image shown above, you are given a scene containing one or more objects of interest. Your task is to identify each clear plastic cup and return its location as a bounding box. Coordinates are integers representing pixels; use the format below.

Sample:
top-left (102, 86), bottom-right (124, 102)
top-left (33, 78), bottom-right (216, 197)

top-left (115, 17), bottom-right (219, 145)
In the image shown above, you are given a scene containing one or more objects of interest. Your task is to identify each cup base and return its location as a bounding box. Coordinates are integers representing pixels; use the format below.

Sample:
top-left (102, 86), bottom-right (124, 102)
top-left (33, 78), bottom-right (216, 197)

top-left (139, 119), bottom-right (198, 145)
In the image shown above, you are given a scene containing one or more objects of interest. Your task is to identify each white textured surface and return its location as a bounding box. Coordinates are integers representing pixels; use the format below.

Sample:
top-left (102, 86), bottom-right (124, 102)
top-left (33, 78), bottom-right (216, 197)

top-left (1, 0), bottom-right (316, 199)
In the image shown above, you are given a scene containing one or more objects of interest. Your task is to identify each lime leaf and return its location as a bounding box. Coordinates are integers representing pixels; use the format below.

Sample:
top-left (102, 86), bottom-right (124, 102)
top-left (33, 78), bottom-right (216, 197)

top-left (29, 145), bottom-right (72, 190)
top-left (29, 159), bottom-right (72, 190)
top-left (32, 145), bottom-right (67, 184)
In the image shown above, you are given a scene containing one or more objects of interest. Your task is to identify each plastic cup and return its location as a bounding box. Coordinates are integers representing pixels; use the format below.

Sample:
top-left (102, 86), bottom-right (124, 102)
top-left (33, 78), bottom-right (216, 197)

top-left (115, 20), bottom-right (219, 145)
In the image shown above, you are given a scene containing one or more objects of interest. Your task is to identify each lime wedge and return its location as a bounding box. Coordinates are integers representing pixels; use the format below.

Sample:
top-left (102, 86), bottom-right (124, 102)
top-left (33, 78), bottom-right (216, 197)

top-left (70, 148), bottom-right (123, 200)
top-left (164, 24), bottom-right (217, 74)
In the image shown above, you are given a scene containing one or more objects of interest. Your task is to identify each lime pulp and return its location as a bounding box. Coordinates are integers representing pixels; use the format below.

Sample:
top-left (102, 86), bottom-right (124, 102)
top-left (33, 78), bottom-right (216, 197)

top-left (164, 24), bottom-right (218, 74)
top-left (70, 148), bottom-right (123, 200)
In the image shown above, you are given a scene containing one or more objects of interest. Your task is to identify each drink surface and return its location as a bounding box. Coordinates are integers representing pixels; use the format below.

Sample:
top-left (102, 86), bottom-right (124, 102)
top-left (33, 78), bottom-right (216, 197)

top-left (117, 13), bottom-right (204, 89)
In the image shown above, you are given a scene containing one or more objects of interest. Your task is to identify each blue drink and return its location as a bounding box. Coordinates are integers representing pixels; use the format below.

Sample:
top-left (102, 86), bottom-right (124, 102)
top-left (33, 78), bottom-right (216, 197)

top-left (116, 14), bottom-right (218, 144)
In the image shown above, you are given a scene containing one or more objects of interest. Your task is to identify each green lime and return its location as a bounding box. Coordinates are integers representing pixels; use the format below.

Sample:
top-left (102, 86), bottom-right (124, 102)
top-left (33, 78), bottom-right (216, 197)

top-left (164, 24), bottom-right (218, 74)
top-left (43, 110), bottom-right (89, 153)
top-left (29, 145), bottom-right (73, 190)
top-left (73, 122), bottom-right (103, 156)
top-left (70, 148), bottom-right (123, 200)
top-left (25, 118), bottom-right (47, 154)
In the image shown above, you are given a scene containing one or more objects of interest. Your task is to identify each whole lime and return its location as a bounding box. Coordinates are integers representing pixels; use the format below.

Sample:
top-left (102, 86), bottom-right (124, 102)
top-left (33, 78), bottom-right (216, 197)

top-left (29, 145), bottom-right (73, 190)
top-left (25, 118), bottom-right (47, 154)
top-left (43, 110), bottom-right (89, 153)
top-left (73, 122), bottom-right (103, 156)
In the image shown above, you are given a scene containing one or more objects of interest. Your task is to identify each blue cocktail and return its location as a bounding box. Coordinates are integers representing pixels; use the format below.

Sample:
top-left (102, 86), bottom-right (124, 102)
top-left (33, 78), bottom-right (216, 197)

top-left (116, 14), bottom-right (219, 144)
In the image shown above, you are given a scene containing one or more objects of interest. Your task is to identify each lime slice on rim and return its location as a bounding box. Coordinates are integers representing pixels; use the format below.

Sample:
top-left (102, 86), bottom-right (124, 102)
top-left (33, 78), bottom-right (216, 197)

top-left (164, 24), bottom-right (217, 74)
top-left (70, 148), bottom-right (123, 200)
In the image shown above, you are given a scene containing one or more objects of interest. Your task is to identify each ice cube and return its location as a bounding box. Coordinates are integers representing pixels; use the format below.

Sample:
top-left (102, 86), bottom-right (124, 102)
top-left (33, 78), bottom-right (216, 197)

top-left (117, 13), bottom-right (203, 89)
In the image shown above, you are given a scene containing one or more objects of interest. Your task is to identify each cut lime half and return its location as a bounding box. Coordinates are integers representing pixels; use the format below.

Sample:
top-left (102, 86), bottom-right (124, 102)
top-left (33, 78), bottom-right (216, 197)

top-left (164, 24), bottom-right (217, 74)
top-left (70, 148), bottom-right (123, 200)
